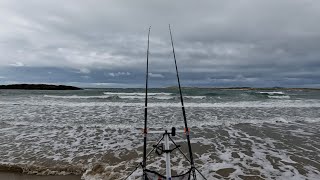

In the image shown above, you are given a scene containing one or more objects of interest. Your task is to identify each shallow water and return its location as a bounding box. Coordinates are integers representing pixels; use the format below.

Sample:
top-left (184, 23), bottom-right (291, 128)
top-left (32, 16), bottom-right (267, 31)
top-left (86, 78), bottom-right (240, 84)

top-left (0, 88), bottom-right (319, 179)
top-left (0, 172), bottom-right (80, 180)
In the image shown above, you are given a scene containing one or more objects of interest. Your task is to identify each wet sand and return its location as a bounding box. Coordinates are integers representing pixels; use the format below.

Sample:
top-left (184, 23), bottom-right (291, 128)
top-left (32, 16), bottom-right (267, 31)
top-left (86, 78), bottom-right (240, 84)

top-left (0, 172), bottom-right (81, 180)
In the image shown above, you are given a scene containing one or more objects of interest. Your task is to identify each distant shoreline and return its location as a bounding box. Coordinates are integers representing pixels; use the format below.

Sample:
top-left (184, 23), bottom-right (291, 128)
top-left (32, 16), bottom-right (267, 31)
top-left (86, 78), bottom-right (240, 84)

top-left (0, 84), bottom-right (82, 90)
top-left (165, 86), bottom-right (320, 91)
top-left (0, 84), bottom-right (319, 91)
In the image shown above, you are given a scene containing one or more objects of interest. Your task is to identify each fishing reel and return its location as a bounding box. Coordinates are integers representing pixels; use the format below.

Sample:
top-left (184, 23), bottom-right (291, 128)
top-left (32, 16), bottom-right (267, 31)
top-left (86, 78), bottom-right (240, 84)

top-left (154, 144), bottom-right (164, 155)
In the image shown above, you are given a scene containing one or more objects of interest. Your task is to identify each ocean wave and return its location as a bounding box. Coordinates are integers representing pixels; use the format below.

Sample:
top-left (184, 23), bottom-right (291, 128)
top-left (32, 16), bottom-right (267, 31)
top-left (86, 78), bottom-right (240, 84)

top-left (268, 95), bottom-right (290, 99)
top-left (42, 92), bottom-right (294, 101)
top-left (103, 92), bottom-right (172, 96)
top-left (44, 95), bottom-right (113, 99)
top-left (2, 99), bottom-right (320, 107)
top-left (2, 121), bottom-right (140, 130)
top-left (203, 92), bottom-right (221, 96)
top-left (258, 91), bottom-right (285, 95)
top-left (43, 94), bottom-right (175, 100)
top-left (117, 95), bottom-right (174, 100)
top-left (185, 96), bottom-right (206, 99)
top-left (3, 116), bottom-right (319, 131)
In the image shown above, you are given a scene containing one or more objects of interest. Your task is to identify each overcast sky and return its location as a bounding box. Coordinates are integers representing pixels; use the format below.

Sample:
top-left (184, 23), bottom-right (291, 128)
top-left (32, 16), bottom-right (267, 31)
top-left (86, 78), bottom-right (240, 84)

top-left (0, 0), bottom-right (319, 88)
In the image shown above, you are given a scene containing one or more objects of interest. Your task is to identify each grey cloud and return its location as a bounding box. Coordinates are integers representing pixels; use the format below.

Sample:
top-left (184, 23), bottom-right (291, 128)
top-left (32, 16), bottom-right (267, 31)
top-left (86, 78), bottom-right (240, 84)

top-left (0, 0), bottom-right (319, 87)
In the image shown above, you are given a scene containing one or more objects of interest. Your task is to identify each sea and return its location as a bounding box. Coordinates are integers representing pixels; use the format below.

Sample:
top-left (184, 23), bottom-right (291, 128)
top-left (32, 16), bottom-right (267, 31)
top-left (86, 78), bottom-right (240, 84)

top-left (0, 88), bottom-right (319, 180)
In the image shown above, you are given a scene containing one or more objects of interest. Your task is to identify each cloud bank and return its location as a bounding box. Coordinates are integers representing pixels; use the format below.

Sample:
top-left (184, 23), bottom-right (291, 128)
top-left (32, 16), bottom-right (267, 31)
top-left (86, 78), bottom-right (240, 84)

top-left (0, 0), bottom-right (319, 87)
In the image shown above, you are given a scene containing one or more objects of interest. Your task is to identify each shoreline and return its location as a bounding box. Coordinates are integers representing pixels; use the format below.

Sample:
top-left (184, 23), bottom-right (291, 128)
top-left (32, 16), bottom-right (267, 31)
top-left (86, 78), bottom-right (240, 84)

top-left (0, 172), bottom-right (81, 180)
top-left (165, 86), bottom-right (320, 91)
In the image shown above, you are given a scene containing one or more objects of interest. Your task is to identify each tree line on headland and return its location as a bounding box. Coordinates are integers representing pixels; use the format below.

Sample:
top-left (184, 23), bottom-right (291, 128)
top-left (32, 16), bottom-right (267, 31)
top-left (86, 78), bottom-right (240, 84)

top-left (0, 84), bottom-right (82, 90)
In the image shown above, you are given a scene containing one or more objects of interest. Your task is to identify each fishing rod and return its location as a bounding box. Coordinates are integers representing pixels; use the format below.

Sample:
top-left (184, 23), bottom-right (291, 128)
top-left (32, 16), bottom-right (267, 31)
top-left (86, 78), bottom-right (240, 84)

top-left (142, 26), bottom-right (151, 179)
top-left (169, 24), bottom-right (197, 179)
top-left (125, 26), bottom-right (207, 180)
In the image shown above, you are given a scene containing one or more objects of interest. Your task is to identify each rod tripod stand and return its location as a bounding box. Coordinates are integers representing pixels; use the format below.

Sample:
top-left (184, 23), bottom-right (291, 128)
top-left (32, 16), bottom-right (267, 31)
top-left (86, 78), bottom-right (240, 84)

top-left (125, 127), bottom-right (207, 180)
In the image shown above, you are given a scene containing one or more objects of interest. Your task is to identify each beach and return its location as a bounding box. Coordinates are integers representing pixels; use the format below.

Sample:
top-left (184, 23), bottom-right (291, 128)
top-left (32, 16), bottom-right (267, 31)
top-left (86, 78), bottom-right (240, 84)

top-left (0, 172), bottom-right (80, 180)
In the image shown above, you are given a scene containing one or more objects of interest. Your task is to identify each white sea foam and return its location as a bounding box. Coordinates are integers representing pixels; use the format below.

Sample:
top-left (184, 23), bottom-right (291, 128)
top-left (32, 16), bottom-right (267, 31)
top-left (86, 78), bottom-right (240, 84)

top-left (150, 96), bottom-right (174, 100)
top-left (3, 99), bottom-right (319, 108)
top-left (103, 92), bottom-right (172, 96)
top-left (44, 94), bottom-right (174, 100)
top-left (269, 117), bottom-right (289, 123)
top-left (44, 95), bottom-right (112, 99)
top-left (1, 90), bottom-right (319, 179)
top-left (268, 95), bottom-right (290, 99)
top-left (184, 96), bottom-right (206, 99)
top-left (118, 95), bottom-right (173, 100)
top-left (259, 91), bottom-right (285, 95)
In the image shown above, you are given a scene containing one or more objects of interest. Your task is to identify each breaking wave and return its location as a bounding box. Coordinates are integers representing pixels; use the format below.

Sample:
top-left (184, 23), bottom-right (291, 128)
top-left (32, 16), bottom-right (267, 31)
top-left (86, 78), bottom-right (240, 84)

top-left (103, 92), bottom-right (173, 96)
top-left (268, 95), bottom-right (290, 99)
top-left (258, 91), bottom-right (285, 95)
top-left (4, 99), bottom-right (320, 108)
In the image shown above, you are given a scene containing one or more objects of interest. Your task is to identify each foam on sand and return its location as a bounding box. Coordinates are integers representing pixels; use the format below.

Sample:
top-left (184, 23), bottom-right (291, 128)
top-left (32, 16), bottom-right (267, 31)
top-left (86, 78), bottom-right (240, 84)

top-left (0, 172), bottom-right (80, 180)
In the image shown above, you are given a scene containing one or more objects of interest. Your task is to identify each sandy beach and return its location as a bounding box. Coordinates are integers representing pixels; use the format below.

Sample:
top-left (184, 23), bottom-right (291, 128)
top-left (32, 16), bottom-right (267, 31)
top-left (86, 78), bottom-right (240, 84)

top-left (0, 172), bottom-right (81, 180)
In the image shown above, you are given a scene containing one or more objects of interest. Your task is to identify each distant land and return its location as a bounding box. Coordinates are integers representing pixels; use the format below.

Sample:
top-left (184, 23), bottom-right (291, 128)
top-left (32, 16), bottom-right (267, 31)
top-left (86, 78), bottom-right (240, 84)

top-left (165, 86), bottom-right (320, 91)
top-left (0, 84), bottom-right (82, 90)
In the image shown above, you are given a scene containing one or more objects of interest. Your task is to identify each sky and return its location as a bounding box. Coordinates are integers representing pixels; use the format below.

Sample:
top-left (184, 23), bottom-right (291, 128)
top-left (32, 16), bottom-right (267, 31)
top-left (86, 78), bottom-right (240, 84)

top-left (0, 0), bottom-right (319, 88)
